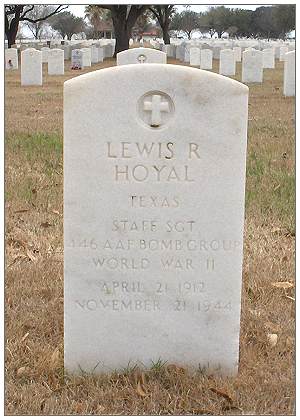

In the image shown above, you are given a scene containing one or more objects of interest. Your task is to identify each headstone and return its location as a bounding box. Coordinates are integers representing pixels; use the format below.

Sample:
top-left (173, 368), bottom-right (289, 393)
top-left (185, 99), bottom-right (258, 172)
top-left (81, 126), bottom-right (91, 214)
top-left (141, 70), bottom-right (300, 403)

top-left (274, 45), bottom-right (281, 59)
top-left (279, 46), bottom-right (288, 61)
top-left (184, 47), bottom-right (190, 63)
top-left (233, 46), bottom-right (242, 62)
top-left (283, 50), bottom-right (295, 97)
top-left (117, 48), bottom-right (167, 65)
top-left (41, 46), bottom-right (50, 63)
top-left (63, 45), bottom-right (71, 60)
top-left (176, 44), bottom-right (184, 61)
top-left (64, 64), bottom-right (249, 376)
top-left (163, 44), bottom-right (175, 58)
top-left (71, 49), bottom-right (83, 70)
top-left (48, 48), bottom-right (64, 75)
top-left (242, 49), bottom-right (263, 83)
top-left (189, 47), bottom-right (200, 67)
top-left (219, 49), bottom-right (236, 76)
top-left (200, 49), bottom-right (213, 70)
top-left (262, 48), bottom-right (275, 69)
top-left (91, 46), bottom-right (99, 64)
top-left (21, 48), bottom-right (42, 86)
top-left (5, 48), bottom-right (18, 70)
top-left (81, 48), bottom-right (92, 67)
top-left (213, 46), bottom-right (221, 60)
top-left (97, 47), bottom-right (104, 63)
top-left (104, 44), bottom-right (114, 58)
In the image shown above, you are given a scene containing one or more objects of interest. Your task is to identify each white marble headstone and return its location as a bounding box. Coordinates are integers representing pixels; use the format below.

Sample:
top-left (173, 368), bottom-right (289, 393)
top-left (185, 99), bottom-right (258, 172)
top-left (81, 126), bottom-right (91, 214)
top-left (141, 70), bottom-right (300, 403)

top-left (5, 48), bottom-right (18, 70)
top-left (283, 50), bottom-right (295, 97)
top-left (117, 48), bottom-right (167, 66)
top-left (21, 48), bottom-right (42, 86)
top-left (41, 46), bottom-right (50, 63)
top-left (189, 47), bottom-right (200, 67)
top-left (219, 49), bottom-right (236, 76)
top-left (233, 47), bottom-right (242, 62)
top-left (262, 49), bottom-right (275, 69)
top-left (64, 64), bottom-right (248, 376)
top-left (81, 48), bottom-right (92, 67)
top-left (200, 49), bottom-right (213, 70)
top-left (48, 48), bottom-right (64, 75)
top-left (71, 49), bottom-right (83, 69)
top-left (279, 46), bottom-right (288, 61)
top-left (242, 49), bottom-right (263, 83)
top-left (91, 46), bottom-right (99, 64)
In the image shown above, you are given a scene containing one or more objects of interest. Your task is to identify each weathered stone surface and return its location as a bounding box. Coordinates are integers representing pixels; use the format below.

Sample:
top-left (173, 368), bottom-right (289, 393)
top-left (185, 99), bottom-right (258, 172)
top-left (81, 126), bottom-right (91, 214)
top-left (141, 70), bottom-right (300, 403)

top-left (64, 64), bottom-right (248, 376)
top-left (117, 48), bottom-right (167, 65)
top-left (48, 48), bottom-right (64, 75)
top-left (5, 48), bottom-right (18, 70)
top-left (242, 49), bottom-right (263, 83)
top-left (200, 49), bottom-right (213, 70)
top-left (21, 48), bottom-right (42, 86)
top-left (219, 49), bottom-right (236, 76)
top-left (283, 50), bottom-right (295, 96)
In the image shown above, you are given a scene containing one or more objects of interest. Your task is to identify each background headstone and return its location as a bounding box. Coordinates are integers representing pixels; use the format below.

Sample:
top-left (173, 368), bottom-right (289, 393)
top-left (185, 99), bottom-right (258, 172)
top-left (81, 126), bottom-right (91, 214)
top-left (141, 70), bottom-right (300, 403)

top-left (5, 48), bottom-right (18, 70)
top-left (41, 46), bottom-right (50, 63)
top-left (242, 49), bottom-right (263, 83)
top-left (219, 49), bottom-right (236, 76)
top-left (48, 48), bottom-right (64, 75)
top-left (117, 48), bottom-right (167, 65)
top-left (21, 48), bottom-right (42, 86)
top-left (262, 48), bottom-right (275, 69)
top-left (189, 47), bottom-right (200, 67)
top-left (200, 49), bottom-right (213, 70)
top-left (71, 49), bottom-right (83, 70)
top-left (283, 50), bottom-right (295, 96)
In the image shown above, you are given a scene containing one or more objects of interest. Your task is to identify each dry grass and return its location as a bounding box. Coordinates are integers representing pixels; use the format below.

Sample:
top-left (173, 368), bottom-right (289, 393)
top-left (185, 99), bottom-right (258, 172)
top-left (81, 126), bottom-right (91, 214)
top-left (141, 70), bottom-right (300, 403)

top-left (5, 56), bottom-right (295, 415)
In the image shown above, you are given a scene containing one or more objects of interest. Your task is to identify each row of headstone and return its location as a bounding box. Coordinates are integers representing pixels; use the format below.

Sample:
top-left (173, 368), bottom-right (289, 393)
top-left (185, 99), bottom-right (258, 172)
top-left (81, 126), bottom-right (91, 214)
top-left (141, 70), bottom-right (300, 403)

top-left (9, 43), bottom-right (295, 96)
top-left (187, 46), bottom-right (294, 91)
top-left (161, 38), bottom-right (295, 63)
top-left (189, 48), bottom-right (213, 69)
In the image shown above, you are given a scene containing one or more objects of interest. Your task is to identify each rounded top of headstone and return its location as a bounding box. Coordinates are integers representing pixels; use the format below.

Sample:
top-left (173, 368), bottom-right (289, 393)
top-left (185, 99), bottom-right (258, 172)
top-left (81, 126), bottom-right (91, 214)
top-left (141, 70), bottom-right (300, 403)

top-left (65, 63), bottom-right (249, 96)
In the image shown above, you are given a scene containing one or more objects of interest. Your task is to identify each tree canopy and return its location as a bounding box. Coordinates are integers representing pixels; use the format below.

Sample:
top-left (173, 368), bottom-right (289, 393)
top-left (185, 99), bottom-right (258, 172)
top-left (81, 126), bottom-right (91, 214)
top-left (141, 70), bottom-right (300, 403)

top-left (48, 11), bottom-right (86, 40)
top-left (5, 4), bottom-right (67, 46)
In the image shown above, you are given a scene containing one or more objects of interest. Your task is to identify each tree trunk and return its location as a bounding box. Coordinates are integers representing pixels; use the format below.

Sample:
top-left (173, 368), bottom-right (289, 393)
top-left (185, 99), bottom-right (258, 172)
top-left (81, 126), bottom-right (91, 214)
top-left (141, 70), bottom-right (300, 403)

top-left (5, 8), bottom-right (22, 48)
top-left (162, 23), bottom-right (170, 44)
top-left (113, 16), bottom-right (130, 56)
top-left (7, 26), bottom-right (18, 47)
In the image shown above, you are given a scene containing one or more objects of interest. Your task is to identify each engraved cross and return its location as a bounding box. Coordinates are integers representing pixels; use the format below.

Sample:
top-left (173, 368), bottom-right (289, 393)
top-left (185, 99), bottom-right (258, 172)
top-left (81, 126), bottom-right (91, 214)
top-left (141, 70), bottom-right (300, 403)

top-left (138, 54), bottom-right (146, 63)
top-left (143, 95), bottom-right (170, 127)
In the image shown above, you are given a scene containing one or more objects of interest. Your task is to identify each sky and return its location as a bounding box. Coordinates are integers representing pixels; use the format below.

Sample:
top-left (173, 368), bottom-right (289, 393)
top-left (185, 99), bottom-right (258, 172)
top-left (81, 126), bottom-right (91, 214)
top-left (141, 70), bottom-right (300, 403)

top-left (69, 4), bottom-right (262, 18)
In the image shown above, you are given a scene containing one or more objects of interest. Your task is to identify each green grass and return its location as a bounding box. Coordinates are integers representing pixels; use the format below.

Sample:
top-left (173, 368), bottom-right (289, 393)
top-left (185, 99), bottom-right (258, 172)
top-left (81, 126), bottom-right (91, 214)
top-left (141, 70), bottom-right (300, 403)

top-left (6, 132), bottom-right (62, 163)
top-left (245, 149), bottom-right (295, 232)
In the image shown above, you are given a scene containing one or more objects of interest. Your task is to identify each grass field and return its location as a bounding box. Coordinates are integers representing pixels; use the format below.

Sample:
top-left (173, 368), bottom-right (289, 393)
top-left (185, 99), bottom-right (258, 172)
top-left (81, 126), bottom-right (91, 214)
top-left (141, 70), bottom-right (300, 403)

top-left (5, 54), bottom-right (295, 415)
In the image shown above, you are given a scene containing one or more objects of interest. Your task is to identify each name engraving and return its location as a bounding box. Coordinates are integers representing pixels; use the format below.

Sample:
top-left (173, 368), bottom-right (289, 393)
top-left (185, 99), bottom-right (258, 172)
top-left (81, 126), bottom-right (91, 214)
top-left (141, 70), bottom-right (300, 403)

top-left (105, 141), bottom-right (201, 183)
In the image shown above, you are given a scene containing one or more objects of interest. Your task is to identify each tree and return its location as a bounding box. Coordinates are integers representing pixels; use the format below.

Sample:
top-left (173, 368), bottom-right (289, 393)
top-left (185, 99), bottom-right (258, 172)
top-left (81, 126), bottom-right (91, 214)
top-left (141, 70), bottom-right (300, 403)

top-left (5, 4), bottom-right (67, 47)
top-left (252, 6), bottom-right (278, 40)
top-left (85, 5), bottom-right (112, 39)
top-left (96, 5), bottom-right (148, 54)
top-left (22, 5), bottom-right (57, 39)
top-left (170, 10), bottom-right (200, 39)
top-left (230, 8), bottom-right (254, 38)
top-left (273, 5), bottom-right (295, 39)
top-left (132, 9), bottom-right (153, 41)
top-left (149, 5), bottom-right (176, 44)
top-left (49, 11), bottom-right (86, 40)
top-left (201, 6), bottom-right (233, 38)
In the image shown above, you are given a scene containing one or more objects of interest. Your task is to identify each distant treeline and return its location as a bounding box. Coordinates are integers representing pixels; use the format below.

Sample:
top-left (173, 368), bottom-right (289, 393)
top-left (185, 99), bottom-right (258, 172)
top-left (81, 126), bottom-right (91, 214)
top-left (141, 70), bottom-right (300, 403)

top-left (170, 5), bottom-right (295, 40)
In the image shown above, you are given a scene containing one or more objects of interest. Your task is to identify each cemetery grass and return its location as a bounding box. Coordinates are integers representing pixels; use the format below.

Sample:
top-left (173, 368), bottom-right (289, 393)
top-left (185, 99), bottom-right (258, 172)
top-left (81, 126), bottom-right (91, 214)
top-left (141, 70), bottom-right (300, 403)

top-left (5, 59), bottom-right (295, 415)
